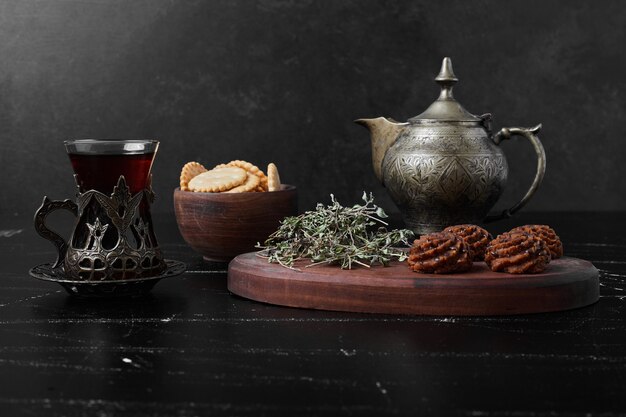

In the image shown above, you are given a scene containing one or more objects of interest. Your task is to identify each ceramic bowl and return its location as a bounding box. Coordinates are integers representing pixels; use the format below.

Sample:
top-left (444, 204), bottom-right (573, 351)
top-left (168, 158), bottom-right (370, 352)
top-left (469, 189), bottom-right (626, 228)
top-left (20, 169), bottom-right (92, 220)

top-left (173, 185), bottom-right (297, 262)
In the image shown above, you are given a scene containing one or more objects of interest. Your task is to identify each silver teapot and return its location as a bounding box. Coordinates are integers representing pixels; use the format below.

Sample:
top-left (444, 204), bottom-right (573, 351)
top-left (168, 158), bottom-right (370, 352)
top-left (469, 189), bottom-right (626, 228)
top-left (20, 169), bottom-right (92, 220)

top-left (357, 57), bottom-right (546, 235)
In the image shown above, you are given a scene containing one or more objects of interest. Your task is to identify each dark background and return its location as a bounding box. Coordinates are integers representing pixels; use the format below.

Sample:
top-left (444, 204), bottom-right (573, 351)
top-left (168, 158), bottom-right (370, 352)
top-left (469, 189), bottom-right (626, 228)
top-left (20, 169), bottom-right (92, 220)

top-left (1, 0), bottom-right (624, 217)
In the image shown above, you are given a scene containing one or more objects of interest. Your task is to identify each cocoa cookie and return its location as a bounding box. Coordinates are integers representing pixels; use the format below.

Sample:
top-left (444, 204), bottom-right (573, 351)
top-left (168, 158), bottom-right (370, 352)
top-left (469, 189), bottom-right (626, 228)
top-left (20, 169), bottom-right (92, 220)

top-left (485, 231), bottom-right (551, 274)
top-left (407, 232), bottom-right (473, 274)
top-left (510, 225), bottom-right (563, 259)
top-left (443, 224), bottom-right (493, 261)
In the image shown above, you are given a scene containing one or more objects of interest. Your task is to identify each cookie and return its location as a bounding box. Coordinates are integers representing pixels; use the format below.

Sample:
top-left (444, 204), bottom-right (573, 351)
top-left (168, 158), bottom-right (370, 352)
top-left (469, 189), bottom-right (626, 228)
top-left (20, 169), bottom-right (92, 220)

top-left (443, 224), bottom-right (493, 261)
top-left (180, 162), bottom-right (207, 191)
top-left (407, 232), bottom-right (473, 274)
top-left (217, 160), bottom-right (268, 192)
top-left (188, 166), bottom-right (247, 192)
top-left (510, 225), bottom-right (563, 259)
top-left (224, 172), bottom-right (261, 193)
top-left (485, 231), bottom-right (551, 274)
top-left (267, 162), bottom-right (281, 192)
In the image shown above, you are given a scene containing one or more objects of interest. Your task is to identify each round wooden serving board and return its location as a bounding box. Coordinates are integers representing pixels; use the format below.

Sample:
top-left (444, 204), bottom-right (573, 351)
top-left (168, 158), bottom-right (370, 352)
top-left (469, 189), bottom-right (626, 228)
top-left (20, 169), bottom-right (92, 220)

top-left (227, 254), bottom-right (599, 316)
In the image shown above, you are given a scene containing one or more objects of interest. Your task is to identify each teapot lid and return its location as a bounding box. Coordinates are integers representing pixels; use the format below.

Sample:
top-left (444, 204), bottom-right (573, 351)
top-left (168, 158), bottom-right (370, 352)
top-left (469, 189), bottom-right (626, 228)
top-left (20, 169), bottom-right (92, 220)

top-left (409, 57), bottom-right (481, 123)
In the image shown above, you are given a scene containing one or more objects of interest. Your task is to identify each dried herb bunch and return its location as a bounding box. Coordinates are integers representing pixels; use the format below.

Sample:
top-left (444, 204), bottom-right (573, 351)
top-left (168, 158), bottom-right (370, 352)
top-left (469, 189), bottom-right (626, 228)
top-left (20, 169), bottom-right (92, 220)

top-left (257, 192), bottom-right (413, 269)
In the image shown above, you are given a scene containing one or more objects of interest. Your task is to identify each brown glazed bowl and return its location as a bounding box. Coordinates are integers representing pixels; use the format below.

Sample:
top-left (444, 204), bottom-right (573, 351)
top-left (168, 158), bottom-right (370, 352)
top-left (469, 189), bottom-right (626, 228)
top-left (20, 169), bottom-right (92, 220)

top-left (173, 185), bottom-right (297, 262)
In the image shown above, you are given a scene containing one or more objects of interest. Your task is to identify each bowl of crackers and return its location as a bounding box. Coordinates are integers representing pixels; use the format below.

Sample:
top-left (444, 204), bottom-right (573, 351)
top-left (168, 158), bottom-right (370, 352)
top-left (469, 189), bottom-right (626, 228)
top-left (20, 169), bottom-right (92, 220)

top-left (174, 160), bottom-right (297, 262)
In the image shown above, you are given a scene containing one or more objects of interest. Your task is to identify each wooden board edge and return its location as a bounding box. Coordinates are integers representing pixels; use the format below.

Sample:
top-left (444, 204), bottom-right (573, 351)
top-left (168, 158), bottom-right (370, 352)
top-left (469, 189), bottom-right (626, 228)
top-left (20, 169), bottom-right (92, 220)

top-left (227, 255), bottom-right (600, 316)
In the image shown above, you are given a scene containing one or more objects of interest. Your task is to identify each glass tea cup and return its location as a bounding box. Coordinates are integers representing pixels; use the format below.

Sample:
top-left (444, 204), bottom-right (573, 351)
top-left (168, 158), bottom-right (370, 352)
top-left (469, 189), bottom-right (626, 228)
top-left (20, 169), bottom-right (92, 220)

top-left (34, 139), bottom-right (165, 281)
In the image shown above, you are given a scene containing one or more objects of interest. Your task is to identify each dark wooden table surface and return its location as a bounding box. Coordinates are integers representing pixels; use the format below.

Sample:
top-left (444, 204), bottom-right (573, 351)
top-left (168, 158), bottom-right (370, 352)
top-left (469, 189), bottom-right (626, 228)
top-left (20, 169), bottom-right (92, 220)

top-left (1, 212), bottom-right (625, 416)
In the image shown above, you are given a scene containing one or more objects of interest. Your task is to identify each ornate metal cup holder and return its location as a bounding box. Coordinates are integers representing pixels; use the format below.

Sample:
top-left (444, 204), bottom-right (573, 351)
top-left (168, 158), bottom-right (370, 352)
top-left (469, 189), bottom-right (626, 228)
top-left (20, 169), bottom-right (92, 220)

top-left (34, 173), bottom-right (187, 297)
top-left (29, 259), bottom-right (186, 297)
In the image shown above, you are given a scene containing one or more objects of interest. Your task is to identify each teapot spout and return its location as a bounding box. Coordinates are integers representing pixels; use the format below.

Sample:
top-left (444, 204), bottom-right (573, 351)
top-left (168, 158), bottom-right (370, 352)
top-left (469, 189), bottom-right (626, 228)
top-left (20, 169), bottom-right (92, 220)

top-left (355, 117), bottom-right (408, 183)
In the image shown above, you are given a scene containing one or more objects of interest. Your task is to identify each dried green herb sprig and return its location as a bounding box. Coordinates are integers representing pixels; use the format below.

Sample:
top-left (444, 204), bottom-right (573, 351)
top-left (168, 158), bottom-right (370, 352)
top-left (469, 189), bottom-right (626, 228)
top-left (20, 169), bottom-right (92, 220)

top-left (256, 192), bottom-right (414, 270)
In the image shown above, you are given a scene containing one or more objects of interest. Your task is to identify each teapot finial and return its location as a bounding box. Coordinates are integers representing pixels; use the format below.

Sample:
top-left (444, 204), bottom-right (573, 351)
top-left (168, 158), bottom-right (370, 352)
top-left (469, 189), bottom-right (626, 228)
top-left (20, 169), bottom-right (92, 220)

top-left (435, 57), bottom-right (457, 100)
top-left (408, 57), bottom-right (479, 122)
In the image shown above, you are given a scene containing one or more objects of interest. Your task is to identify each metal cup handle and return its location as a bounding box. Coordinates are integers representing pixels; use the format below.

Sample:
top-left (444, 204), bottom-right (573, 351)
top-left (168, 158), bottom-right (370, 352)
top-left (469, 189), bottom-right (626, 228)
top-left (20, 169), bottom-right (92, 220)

top-left (34, 197), bottom-right (78, 268)
top-left (484, 124), bottom-right (546, 223)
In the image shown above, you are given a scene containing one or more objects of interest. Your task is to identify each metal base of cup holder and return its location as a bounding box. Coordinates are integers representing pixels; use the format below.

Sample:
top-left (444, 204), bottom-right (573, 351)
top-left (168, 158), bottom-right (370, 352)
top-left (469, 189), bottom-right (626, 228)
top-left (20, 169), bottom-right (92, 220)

top-left (35, 175), bottom-right (174, 282)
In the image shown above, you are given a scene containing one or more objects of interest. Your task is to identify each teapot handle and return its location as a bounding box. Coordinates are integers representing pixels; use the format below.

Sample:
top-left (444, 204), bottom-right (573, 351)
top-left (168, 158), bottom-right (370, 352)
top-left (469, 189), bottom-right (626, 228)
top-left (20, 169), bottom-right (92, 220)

top-left (484, 124), bottom-right (546, 223)
top-left (34, 197), bottom-right (78, 268)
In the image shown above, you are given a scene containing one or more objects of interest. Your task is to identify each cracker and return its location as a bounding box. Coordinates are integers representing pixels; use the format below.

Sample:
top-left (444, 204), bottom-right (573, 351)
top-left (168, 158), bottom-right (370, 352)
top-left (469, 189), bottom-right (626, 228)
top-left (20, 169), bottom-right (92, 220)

top-left (259, 176), bottom-right (269, 192)
top-left (180, 162), bottom-right (207, 191)
top-left (217, 160), bottom-right (268, 192)
top-left (267, 162), bottom-right (281, 191)
top-left (188, 166), bottom-right (247, 192)
top-left (225, 172), bottom-right (261, 193)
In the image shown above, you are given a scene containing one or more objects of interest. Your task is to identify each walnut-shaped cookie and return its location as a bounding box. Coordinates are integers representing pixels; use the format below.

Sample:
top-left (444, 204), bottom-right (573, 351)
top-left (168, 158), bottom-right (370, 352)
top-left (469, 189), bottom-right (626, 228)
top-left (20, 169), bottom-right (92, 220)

top-left (443, 224), bottom-right (493, 261)
top-left (485, 231), bottom-right (551, 274)
top-left (407, 232), bottom-right (473, 274)
top-left (510, 225), bottom-right (563, 259)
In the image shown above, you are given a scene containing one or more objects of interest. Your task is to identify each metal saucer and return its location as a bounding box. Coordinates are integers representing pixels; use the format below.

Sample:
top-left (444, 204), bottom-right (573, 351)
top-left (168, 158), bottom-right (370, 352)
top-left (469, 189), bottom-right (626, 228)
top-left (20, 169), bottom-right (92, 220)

top-left (29, 259), bottom-right (186, 297)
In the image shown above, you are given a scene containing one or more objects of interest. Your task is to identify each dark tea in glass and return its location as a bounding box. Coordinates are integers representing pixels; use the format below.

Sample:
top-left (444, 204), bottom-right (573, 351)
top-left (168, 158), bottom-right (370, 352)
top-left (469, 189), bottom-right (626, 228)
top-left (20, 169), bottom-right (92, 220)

top-left (69, 153), bottom-right (154, 195)
top-left (66, 140), bottom-right (157, 194)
